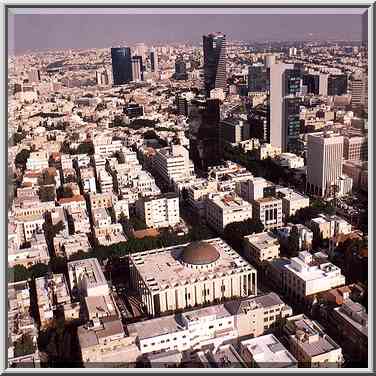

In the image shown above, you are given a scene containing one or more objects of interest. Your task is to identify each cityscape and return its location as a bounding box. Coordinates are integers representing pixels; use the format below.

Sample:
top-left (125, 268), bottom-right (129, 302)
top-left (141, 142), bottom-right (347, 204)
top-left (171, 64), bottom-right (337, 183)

top-left (7, 9), bottom-right (369, 369)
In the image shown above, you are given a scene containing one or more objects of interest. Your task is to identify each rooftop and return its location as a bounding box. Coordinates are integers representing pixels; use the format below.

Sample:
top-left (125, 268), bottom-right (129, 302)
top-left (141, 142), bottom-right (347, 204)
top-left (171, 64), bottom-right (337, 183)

top-left (244, 232), bottom-right (279, 250)
top-left (241, 334), bottom-right (297, 367)
top-left (129, 238), bottom-right (254, 293)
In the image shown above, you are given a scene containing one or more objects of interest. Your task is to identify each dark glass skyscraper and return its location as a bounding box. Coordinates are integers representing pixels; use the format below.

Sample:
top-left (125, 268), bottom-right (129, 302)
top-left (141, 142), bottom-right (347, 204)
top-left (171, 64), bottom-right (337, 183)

top-left (203, 33), bottom-right (226, 96)
top-left (303, 73), bottom-right (320, 95)
top-left (111, 47), bottom-right (133, 86)
top-left (174, 56), bottom-right (188, 80)
top-left (248, 64), bottom-right (268, 92)
top-left (149, 48), bottom-right (158, 72)
top-left (327, 74), bottom-right (348, 96)
top-left (270, 63), bottom-right (302, 153)
top-left (188, 97), bottom-right (221, 171)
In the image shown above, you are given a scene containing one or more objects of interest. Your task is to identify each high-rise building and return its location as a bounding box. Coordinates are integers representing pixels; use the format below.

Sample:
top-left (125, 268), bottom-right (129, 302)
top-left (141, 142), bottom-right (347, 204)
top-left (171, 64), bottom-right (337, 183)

top-left (203, 32), bottom-right (226, 96)
top-left (302, 73), bottom-right (320, 95)
top-left (264, 54), bottom-right (276, 68)
top-left (248, 64), bottom-right (268, 92)
top-left (174, 56), bottom-right (188, 80)
top-left (351, 71), bottom-right (367, 109)
top-left (131, 55), bottom-right (143, 81)
top-left (149, 47), bottom-right (158, 72)
top-left (135, 42), bottom-right (147, 60)
top-left (249, 103), bottom-right (270, 143)
top-left (111, 47), bottom-right (133, 85)
top-left (188, 97), bottom-right (221, 171)
top-left (220, 118), bottom-right (250, 144)
top-left (306, 132), bottom-right (344, 197)
top-left (327, 74), bottom-right (348, 96)
top-left (28, 69), bottom-right (41, 83)
top-left (270, 63), bottom-right (302, 153)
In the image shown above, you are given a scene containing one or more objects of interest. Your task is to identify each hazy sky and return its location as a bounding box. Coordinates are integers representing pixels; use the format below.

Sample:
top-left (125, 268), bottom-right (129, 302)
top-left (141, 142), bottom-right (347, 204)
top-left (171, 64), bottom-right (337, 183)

top-left (8, 9), bottom-right (367, 54)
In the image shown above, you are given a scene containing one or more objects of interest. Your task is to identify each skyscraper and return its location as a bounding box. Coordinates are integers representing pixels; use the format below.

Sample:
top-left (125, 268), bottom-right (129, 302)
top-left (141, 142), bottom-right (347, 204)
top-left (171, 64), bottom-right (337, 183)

top-left (174, 56), bottom-right (188, 80)
top-left (306, 132), bottom-right (344, 197)
top-left (351, 71), bottom-right (367, 110)
top-left (111, 47), bottom-right (133, 86)
top-left (270, 63), bottom-right (302, 153)
top-left (203, 32), bottom-right (226, 96)
top-left (132, 55), bottom-right (144, 81)
top-left (149, 48), bottom-right (158, 72)
top-left (327, 74), bottom-right (348, 96)
top-left (248, 64), bottom-right (268, 92)
top-left (189, 97), bottom-right (221, 171)
top-left (302, 73), bottom-right (320, 95)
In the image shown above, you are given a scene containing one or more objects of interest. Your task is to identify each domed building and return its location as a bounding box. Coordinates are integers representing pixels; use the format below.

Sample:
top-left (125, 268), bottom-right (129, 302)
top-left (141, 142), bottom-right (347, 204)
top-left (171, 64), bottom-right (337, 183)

top-left (129, 238), bottom-right (257, 316)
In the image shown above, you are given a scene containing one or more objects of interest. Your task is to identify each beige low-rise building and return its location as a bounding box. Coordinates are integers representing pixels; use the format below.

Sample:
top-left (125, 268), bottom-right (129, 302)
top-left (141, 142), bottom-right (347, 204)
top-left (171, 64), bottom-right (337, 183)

top-left (276, 187), bottom-right (310, 218)
top-left (206, 192), bottom-right (253, 233)
top-left (253, 197), bottom-right (282, 231)
top-left (78, 317), bottom-right (140, 365)
top-left (240, 334), bottom-right (297, 368)
top-left (68, 258), bottom-right (110, 298)
top-left (129, 238), bottom-right (257, 316)
top-left (243, 232), bottom-right (280, 266)
top-left (283, 314), bottom-right (343, 367)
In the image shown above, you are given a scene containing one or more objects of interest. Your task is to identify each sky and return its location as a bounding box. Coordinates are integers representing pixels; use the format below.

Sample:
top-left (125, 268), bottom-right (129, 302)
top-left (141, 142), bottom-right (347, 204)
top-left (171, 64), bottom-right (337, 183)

top-left (8, 9), bottom-right (367, 55)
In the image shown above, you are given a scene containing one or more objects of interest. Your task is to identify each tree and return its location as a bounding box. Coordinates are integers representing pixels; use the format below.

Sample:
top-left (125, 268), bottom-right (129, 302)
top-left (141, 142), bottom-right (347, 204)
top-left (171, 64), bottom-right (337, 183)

top-left (14, 334), bottom-right (35, 357)
top-left (76, 142), bottom-right (94, 155)
top-left (29, 263), bottom-right (49, 279)
top-left (287, 225), bottom-right (301, 256)
top-left (223, 218), bottom-right (264, 252)
top-left (9, 265), bottom-right (30, 282)
top-left (49, 256), bottom-right (67, 274)
top-left (15, 149), bottom-right (30, 168)
top-left (143, 130), bottom-right (158, 140)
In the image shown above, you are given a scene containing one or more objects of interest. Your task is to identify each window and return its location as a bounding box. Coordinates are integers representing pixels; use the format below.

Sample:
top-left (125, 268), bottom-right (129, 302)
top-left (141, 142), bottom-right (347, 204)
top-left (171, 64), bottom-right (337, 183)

top-left (264, 317), bottom-right (268, 322)
top-left (209, 325), bottom-right (214, 329)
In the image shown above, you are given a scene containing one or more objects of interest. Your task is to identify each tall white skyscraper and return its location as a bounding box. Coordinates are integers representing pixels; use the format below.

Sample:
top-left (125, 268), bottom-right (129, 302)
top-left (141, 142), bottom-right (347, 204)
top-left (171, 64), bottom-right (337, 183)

top-left (306, 132), bottom-right (344, 197)
top-left (131, 57), bottom-right (142, 81)
top-left (135, 43), bottom-right (147, 60)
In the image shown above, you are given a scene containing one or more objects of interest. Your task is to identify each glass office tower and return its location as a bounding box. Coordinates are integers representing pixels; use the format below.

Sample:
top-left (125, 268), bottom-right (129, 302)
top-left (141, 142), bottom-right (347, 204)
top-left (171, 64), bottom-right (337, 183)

top-left (111, 47), bottom-right (133, 86)
top-left (203, 33), bottom-right (227, 96)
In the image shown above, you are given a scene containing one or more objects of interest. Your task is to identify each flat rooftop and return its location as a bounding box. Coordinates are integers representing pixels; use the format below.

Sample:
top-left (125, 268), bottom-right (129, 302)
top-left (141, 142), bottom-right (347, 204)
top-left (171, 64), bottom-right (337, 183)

top-left (241, 334), bottom-right (297, 367)
top-left (244, 232), bottom-right (279, 250)
top-left (334, 299), bottom-right (368, 337)
top-left (129, 238), bottom-right (254, 293)
top-left (127, 314), bottom-right (184, 340)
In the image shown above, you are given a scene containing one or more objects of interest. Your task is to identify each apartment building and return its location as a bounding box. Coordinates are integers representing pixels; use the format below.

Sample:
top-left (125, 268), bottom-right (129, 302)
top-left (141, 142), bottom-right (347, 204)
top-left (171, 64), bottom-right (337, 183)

top-left (154, 144), bottom-right (195, 184)
top-left (243, 232), bottom-right (280, 265)
top-left (135, 193), bottom-right (180, 229)
top-left (78, 317), bottom-right (140, 365)
top-left (186, 179), bottom-right (218, 218)
top-left (98, 170), bottom-right (114, 193)
top-left (283, 314), bottom-right (343, 367)
top-left (276, 187), bottom-right (310, 218)
top-left (343, 136), bottom-right (367, 161)
top-left (68, 258), bottom-right (110, 298)
top-left (53, 233), bottom-right (91, 259)
top-left (240, 334), bottom-right (297, 368)
top-left (206, 192), bottom-right (253, 234)
top-left (274, 251), bottom-right (346, 304)
top-left (9, 232), bottom-right (49, 268)
top-left (26, 151), bottom-right (49, 171)
top-left (253, 197), bottom-right (283, 231)
top-left (225, 292), bottom-right (293, 338)
top-left (331, 299), bottom-right (368, 364)
top-left (35, 274), bottom-right (72, 328)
